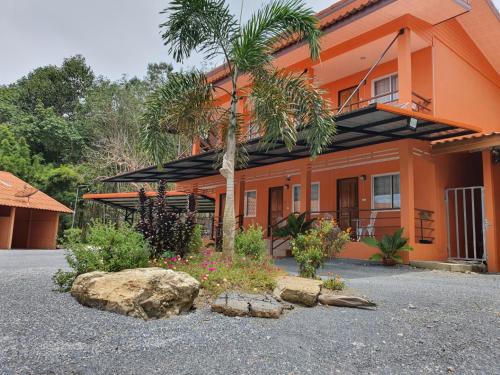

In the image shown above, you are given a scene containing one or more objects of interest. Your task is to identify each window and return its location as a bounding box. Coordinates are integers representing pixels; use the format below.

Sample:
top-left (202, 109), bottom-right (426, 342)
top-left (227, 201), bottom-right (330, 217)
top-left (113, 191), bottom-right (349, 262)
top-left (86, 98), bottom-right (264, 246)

top-left (311, 183), bottom-right (320, 213)
top-left (372, 174), bottom-right (400, 210)
top-left (292, 185), bottom-right (301, 213)
top-left (244, 190), bottom-right (257, 217)
top-left (373, 74), bottom-right (398, 103)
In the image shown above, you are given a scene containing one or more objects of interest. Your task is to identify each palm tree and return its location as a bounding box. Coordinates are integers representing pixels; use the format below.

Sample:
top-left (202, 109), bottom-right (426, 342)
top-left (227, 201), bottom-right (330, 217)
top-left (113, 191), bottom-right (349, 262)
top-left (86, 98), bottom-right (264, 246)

top-left (143, 0), bottom-right (336, 257)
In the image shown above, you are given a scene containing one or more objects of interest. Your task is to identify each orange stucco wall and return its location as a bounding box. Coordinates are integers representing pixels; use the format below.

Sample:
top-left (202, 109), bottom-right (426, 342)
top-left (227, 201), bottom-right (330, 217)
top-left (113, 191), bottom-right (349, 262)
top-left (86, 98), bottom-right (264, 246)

top-left (3, 206), bottom-right (60, 250)
top-left (0, 206), bottom-right (15, 249)
top-left (181, 139), bottom-right (447, 259)
top-left (179, 8), bottom-right (500, 265)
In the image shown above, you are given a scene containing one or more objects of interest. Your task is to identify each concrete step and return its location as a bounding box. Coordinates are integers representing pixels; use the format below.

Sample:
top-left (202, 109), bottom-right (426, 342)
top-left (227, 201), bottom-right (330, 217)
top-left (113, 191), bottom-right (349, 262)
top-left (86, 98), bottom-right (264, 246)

top-left (410, 260), bottom-right (487, 273)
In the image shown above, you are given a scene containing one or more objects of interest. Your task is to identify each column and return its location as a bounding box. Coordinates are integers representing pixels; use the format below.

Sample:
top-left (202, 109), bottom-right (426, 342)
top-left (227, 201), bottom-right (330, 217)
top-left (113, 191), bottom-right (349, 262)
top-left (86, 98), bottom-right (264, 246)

top-left (482, 150), bottom-right (499, 272)
top-left (397, 28), bottom-right (412, 106)
top-left (399, 141), bottom-right (415, 263)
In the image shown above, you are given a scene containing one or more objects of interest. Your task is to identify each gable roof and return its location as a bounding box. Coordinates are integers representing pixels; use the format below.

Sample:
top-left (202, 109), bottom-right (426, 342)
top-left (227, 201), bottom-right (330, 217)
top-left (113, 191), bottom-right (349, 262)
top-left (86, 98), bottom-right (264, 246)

top-left (0, 171), bottom-right (72, 213)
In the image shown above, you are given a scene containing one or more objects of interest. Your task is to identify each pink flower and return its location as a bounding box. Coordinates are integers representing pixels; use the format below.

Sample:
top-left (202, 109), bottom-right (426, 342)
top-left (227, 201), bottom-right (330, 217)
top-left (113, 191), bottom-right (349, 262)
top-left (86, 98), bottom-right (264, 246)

top-left (208, 267), bottom-right (216, 272)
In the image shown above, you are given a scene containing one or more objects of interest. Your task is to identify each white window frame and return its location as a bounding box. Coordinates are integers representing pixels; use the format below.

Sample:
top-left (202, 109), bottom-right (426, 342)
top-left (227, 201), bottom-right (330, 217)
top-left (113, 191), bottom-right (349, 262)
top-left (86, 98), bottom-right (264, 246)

top-left (244, 190), bottom-right (257, 217)
top-left (311, 182), bottom-right (320, 214)
top-left (291, 184), bottom-right (301, 213)
top-left (371, 73), bottom-right (399, 104)
top-left (371, 172), bottom-right (401, 211)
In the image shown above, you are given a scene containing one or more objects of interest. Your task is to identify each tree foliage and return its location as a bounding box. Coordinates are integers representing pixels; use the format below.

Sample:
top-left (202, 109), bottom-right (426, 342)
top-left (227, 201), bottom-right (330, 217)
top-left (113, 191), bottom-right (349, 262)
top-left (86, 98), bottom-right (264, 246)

top-left (0, 56), bottom-right (177, 233)
top-left (146, 0), bottom-right (336, 256)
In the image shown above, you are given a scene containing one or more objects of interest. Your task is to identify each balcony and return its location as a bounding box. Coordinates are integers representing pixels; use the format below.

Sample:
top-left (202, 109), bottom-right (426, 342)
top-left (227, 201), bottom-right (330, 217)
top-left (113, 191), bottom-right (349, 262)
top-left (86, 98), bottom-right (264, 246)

top-left (335, 90), bottom-right (432, 116)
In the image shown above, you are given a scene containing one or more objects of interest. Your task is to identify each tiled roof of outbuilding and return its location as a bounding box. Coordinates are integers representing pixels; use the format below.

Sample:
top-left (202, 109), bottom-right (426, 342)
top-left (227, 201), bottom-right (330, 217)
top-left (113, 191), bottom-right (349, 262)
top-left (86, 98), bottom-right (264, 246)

top-left (0, 171), bottom-right (72, 213)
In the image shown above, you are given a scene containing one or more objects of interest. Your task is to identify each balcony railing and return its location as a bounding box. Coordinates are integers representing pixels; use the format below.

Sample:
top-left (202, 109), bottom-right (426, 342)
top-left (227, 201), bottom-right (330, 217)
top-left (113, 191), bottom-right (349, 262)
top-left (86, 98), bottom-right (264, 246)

top-left (336, 90), bottom-right (432, 115)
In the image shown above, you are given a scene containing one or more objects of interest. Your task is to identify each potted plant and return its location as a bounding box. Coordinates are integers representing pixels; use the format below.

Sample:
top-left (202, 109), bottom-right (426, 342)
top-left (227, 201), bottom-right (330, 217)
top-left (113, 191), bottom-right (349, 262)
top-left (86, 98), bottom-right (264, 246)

top-left (362, 228), bottom-right (413, 266)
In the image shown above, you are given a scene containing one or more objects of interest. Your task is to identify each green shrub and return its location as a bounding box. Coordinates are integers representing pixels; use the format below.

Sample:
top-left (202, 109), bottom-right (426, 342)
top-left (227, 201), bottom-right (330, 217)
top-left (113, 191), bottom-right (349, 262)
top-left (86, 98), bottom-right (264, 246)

top-left (235, 225), bottom-right (266, 259)
top-left (52, 222), bottom-right (151, 292)
top-left (322, 275), bottom-right (345, 291)
top-left (363, 227), bottom-right (413, 264)
top-left (188, 224), bottom-right (203, 254)
top-left (291, 231), bottom-right (324, 278)
top-left (291, 219), bottom-right (351, 278)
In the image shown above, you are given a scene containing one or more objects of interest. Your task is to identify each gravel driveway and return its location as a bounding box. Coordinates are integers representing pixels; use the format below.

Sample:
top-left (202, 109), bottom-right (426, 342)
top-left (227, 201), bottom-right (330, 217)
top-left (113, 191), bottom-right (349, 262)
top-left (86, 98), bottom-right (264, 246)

top-left (0, 250), bottom-right (499, 375)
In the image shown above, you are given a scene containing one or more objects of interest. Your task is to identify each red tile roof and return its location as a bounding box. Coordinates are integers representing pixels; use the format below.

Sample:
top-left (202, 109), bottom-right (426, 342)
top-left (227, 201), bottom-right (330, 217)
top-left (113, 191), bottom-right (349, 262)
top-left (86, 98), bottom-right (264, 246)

top-left (0, 171), bottom-right (72, 213)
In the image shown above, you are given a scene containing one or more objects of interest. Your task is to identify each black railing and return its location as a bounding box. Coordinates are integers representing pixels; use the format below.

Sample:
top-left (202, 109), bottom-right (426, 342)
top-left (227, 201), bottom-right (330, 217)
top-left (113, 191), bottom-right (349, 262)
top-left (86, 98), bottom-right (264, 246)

top-left (269, 209), bottom-right (402, 256)
top-left (335, 90), bottom-right (432, 115)
top-left (212, 215), bottom-right (244, 250)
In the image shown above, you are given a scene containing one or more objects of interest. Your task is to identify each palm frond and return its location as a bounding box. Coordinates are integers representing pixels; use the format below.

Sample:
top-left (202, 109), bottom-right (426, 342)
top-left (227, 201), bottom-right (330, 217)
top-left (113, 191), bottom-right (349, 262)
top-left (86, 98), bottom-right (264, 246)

top-left (142, 71), bottom-right (220, 164)
top-left (233, 0), bottom-right (321, 73)
top-left (248, 68), bottom-right (336, 157)
top-left (160, 0), bottom-right (239, 63)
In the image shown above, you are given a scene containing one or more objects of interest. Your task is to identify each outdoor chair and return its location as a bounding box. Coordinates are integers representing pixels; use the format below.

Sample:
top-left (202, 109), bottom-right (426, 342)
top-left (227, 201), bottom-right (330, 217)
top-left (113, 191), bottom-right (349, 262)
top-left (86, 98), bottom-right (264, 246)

top-left (355, 211), bottom-right (378, 241)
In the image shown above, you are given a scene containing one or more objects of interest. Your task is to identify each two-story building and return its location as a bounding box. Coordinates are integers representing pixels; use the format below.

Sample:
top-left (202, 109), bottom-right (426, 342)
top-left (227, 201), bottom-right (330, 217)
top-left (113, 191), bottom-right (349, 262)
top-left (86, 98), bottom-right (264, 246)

top-left (96, 0), bottom-right (500, 271)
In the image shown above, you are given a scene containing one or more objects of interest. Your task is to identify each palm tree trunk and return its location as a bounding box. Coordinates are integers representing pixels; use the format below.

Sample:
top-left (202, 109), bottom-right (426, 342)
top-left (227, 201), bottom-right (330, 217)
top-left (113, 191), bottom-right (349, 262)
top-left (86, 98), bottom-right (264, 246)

top-left (220, 71), bottom-right (238, 257)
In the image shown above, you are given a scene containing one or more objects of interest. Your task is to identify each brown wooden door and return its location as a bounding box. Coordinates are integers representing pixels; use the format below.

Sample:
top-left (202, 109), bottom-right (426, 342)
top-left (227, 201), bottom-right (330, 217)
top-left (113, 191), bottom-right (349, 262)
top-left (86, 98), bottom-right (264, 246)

top-left (338, 86), bottom-right (359, 112)
top-left (218, 193), bottom-right (226, 219)
top-left (337, 177), bottom-right (359, 229)
top-left (268, 187), bottom-right (284, 235)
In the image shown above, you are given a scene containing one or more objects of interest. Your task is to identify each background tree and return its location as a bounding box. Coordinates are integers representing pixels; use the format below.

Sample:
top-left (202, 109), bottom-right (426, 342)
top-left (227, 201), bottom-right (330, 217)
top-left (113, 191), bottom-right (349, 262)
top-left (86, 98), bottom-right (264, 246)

top-left (144, 0), bottom-right (336, 256)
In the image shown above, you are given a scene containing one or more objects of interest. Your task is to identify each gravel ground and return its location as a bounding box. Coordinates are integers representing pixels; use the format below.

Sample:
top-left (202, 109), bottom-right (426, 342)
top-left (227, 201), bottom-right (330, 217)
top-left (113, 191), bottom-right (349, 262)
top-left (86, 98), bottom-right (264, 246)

top-left (0, 250), bottom-right (499, 375)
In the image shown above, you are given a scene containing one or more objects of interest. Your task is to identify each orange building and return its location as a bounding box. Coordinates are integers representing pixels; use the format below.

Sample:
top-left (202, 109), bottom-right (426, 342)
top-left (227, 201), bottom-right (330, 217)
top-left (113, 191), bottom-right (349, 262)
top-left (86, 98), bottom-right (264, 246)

top-left (0, 172), bottom-right (72, 250)
top-left (102, 0), bottom-right (500, 271)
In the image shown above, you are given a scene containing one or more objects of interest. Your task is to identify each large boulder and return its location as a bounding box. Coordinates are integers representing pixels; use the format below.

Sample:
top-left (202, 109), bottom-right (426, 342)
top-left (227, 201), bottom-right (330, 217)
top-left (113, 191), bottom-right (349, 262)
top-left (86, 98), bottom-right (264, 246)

top-left (212, 291), bottom-right (283, 318)
top-left (273, 276), bottom-right (322, 307)
top-left (71, 268), bottom-right (200, 320)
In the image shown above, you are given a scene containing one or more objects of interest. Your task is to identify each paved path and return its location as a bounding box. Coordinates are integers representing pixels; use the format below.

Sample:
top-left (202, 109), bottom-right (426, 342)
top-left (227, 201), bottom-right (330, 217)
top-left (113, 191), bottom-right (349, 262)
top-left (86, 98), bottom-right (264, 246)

top-left (1, 250), bottom-right (499, 375)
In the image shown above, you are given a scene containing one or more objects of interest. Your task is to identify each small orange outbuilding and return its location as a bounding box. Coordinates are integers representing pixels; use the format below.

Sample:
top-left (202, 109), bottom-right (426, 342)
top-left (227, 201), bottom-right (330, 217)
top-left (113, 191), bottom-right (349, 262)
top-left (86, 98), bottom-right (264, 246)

top-left (0, 171), bottom-right (72, 250)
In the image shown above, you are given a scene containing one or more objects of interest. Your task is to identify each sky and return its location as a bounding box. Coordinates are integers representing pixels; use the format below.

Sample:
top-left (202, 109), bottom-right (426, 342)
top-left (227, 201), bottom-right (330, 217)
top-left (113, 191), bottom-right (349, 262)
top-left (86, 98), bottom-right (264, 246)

top-left (0, 0), bottom-right (498, 85)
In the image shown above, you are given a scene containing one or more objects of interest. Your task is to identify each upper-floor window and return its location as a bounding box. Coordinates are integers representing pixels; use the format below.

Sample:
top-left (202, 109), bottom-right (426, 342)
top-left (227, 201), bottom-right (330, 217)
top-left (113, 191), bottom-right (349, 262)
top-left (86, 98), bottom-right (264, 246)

top-left (372, 173), bottom-right (400, 210)
top-left (292, 185), bottom-right (301, 213)
top-left (244, 190), bottom-right (257, 217)
top-left (372, 74), bottom-right (398, 104)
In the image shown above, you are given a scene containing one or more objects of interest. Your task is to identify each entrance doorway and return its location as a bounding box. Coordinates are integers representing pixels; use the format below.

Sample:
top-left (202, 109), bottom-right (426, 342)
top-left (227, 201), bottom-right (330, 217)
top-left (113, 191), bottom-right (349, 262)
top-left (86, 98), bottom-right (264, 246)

top-left (218, 193), bottom-right (226, 219)
top-left (337, 177), bottom-right (359, 229)
top-left (445, 186), bottom-right (486, 261)
top-left (338, 86), bottom-right (359, 113)
top-left (268, 187), bottom-right (283, 236)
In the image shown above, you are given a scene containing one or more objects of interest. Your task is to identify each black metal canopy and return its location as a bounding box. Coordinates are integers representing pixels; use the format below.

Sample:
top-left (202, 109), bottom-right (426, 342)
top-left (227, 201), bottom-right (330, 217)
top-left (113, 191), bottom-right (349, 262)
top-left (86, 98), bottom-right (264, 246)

top-left (104, 104), bottom-right (476, 183)
top-left (83, 192), bottom-right (215, 213)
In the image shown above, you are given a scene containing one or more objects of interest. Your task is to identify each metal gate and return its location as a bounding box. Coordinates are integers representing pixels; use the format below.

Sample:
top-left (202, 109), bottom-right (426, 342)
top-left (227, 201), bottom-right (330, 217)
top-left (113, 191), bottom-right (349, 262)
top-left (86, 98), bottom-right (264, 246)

top-left (445, 187), bottom-right (486, 261)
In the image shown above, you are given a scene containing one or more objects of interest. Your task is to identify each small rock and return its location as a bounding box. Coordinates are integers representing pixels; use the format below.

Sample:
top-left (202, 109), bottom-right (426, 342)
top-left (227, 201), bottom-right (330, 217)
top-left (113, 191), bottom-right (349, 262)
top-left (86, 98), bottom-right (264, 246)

top-left (447, 366), bottom-right (455, 372)
top-left (273, 276), bottom-right (322, 307)
top-left (211, 291), bottom-right (283, 318)
top-left (408, 304), bottom-right (416, 309)
top-left (318, 293), bottom-right (376, 308)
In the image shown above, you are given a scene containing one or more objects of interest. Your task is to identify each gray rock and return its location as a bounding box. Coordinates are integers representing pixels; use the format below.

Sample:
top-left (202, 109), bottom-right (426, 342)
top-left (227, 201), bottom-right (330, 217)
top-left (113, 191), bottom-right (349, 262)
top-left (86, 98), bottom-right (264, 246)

top-left (273, 276), bottom-right (322, 307)
top-left (318, 293), bottom-right (376, 308)
top-left (71, 267), bottom-right (200, 320)
top-left (211, 291), bottom-right (283, 318)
